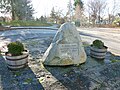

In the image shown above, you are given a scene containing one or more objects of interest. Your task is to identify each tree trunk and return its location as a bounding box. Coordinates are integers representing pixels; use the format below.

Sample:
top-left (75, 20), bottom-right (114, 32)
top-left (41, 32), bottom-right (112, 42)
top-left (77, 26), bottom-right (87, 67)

top-left (11, 0), bottom-right (16, 20)
top-left (11, 10), bottom-right (15, 20)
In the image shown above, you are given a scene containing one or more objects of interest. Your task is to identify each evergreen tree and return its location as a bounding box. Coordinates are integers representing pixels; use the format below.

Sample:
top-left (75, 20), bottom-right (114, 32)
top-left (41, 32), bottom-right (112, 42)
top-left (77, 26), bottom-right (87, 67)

top-left (74, 0), bottom-right (84, 26)
top-left (74, 0), bottom-right (83, 8)
top-left (0, 0), bottom-right (34, 20)
top-left (50, 7), bottom-right (56, 22)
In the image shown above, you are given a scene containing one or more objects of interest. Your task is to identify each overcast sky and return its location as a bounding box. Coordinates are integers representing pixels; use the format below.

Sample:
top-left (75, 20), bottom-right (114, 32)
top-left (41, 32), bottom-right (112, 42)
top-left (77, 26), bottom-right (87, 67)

top-left (1, 0), bottom-right (119, 18)
top-left (31, 0), bottom-right (86, 18)
top-left (31, 0), bottom-right (120, 18)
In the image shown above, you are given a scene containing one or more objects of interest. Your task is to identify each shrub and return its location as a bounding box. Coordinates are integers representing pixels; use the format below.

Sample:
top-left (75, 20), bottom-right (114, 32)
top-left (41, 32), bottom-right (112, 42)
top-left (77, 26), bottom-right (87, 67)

top-left (92, 39), bottom-right (104, 49)
top-left (7, 41), bottom-right (24, 56)
top-left (112, 17), bottom-right (120, 27)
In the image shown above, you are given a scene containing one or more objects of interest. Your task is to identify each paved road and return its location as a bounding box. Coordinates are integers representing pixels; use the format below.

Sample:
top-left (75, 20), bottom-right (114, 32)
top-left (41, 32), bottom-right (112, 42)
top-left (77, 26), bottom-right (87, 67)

top-left (0, 27), bottom-right (120, 56)
top-left (78, 28), bottom-right (120, 55)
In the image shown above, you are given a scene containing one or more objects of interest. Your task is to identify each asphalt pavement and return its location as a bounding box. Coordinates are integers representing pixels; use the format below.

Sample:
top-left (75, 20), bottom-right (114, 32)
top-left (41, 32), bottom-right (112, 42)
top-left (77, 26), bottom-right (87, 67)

top-left (78, 28), bottom-right (120, 55)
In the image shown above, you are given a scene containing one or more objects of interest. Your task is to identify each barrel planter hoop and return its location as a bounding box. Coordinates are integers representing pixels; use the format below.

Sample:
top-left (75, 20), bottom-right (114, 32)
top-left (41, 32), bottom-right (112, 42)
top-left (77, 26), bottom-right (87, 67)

top-left (5, 51), bottom-right (29, 70)
top-left (90, 46), bottom-right (107, 59)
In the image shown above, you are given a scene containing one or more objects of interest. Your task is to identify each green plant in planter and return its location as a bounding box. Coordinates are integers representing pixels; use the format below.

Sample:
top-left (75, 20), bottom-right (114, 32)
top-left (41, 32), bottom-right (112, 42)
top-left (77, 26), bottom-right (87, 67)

top-left (6, 41), bottom-right (28, 70)
top-left (90, 39), bottom-right (108, 59)
top-left (7, 41), bottom-right (24, 56)
top-left (92, 39), bottom-right (104, 49)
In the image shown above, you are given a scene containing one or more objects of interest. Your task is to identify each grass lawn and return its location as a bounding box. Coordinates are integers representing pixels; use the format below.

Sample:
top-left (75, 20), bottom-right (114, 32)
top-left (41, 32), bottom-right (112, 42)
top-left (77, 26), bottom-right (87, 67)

top-left (2, 20), bottom-right (52, 27)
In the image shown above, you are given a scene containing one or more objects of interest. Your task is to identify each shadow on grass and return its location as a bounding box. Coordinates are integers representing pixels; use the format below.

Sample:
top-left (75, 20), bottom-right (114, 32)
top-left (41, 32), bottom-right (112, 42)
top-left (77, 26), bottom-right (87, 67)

top-left (44, 65), bottom-right (92, 90)
top-left (44, 45), bottom-right (120, 90)
top-left (0, 56), bottom-right (44, 90)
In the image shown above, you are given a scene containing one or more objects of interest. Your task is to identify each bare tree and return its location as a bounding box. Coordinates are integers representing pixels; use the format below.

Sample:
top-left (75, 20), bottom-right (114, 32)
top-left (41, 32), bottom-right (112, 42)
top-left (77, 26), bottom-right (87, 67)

top-left (110, 0), bottom-right (120, 22)
top-left (87, 0), bottom-right (106, 26)
top-left (111, 0), bottom-right (118, 16)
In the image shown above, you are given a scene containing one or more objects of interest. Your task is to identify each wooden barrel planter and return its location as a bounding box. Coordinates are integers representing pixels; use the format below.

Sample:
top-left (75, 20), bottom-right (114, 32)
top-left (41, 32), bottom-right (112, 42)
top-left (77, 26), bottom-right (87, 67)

top-left (90, 46), bottom-right (107, 59)
top-left (5, 50), bottom-right (29, 70)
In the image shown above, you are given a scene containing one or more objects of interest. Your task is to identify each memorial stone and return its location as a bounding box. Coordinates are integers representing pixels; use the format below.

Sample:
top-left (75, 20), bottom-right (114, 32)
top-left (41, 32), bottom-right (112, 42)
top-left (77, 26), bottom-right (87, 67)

top-left (43, 22), bottom-right (86, 66)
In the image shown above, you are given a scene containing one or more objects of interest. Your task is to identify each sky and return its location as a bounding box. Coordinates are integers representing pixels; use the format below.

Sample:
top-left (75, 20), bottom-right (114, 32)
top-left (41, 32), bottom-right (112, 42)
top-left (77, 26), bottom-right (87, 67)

top-left (1, 0), bottom-right (119, 18)
top-left (31, 0), bottom-right (83, 18)
top-left (31, 0), bottom-right (117, 18)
